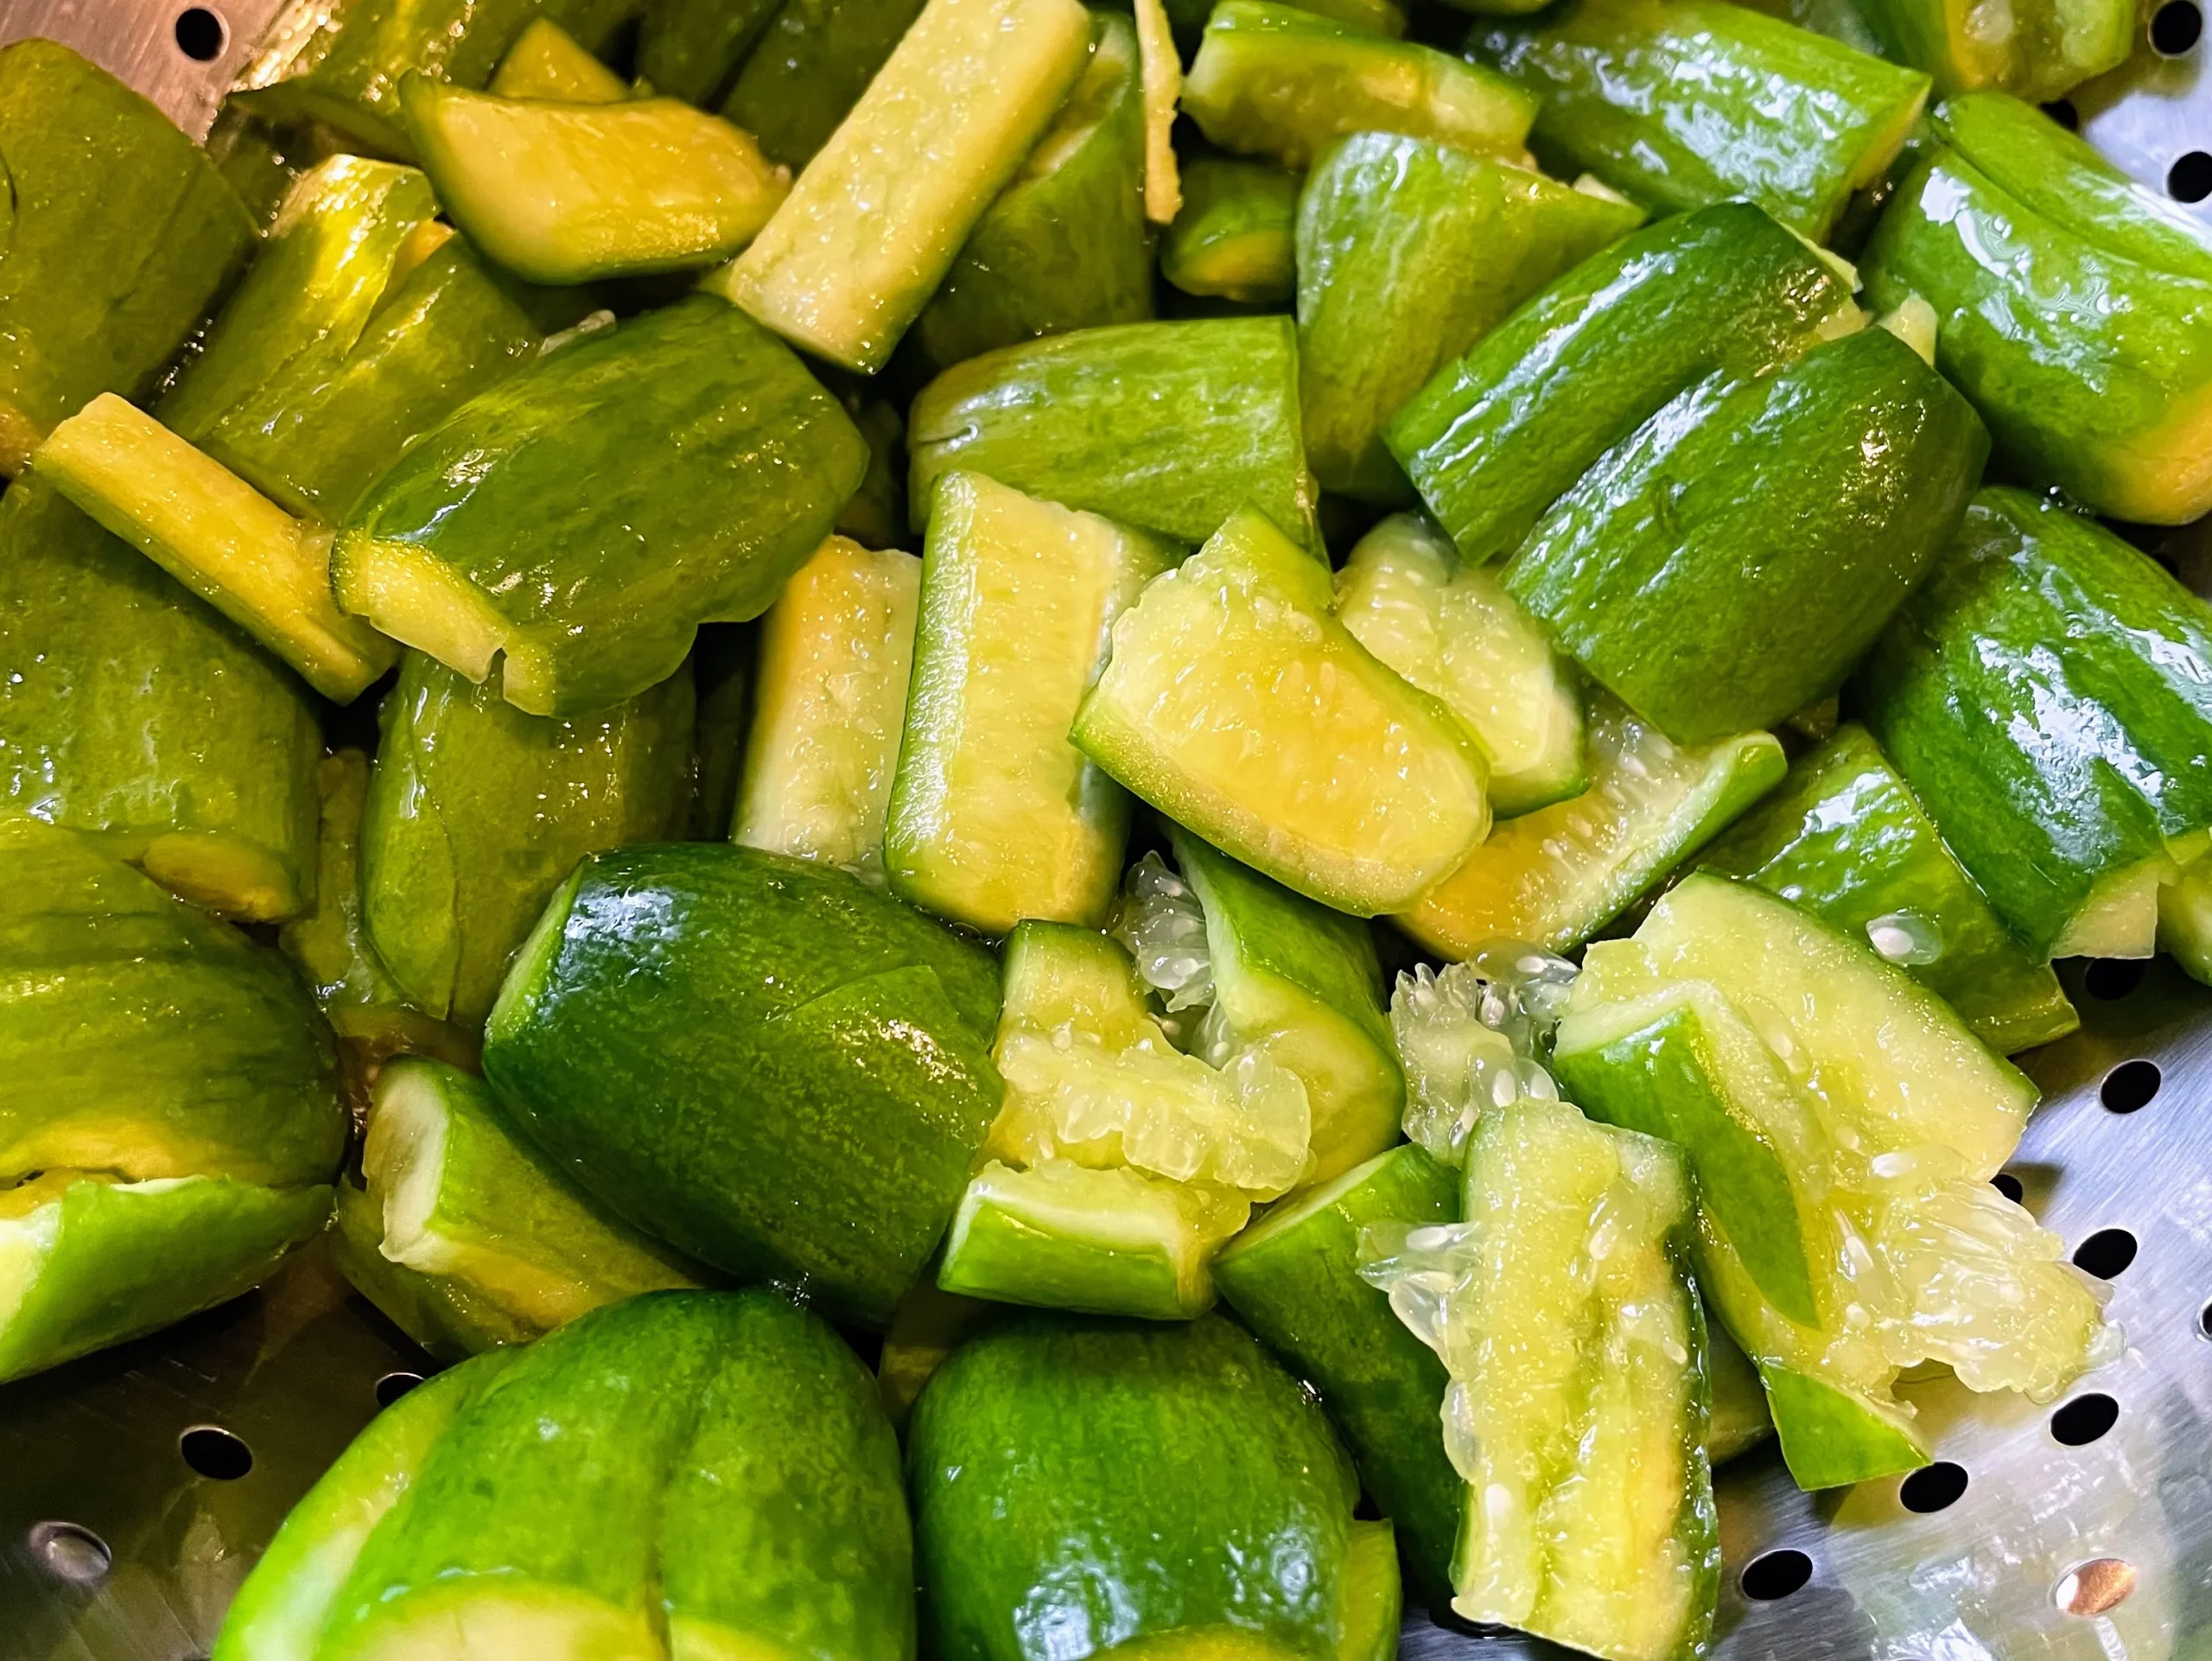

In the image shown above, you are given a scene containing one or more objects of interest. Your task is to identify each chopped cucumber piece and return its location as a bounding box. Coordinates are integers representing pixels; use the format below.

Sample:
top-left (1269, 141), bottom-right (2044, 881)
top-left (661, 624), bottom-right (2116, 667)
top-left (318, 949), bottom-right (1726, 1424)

top-left (1389, 952), bottom-right (1576, 1166)
top-left (887, 474), bottom-right (1175, 933)
top-left (490, 19), bottom-right (630, 100)
top-left (1298, 134), bottom-right (1644, 501)
top-left (1855, 0), bottom-right (2129, 100)
top-left (1705, 1320), bottom-right (1774, 1464)
top-left (1135, 0), bottom-right (1185, 222)
top-left (1001, 917), bottom-right (1161, 1046)
top-left (1077, 507), bottom-right (1491, 915)
top-left (1506, 328), bottom-right (1986, 745)
top-left (2161, 852), bottom-right (2212, 988)
top-left (1701, 722), bottom-right (2078, 1053)
top-left (717, 0), bottom-right (1093, 372)
top-left (1162, 154), bottom-right (1301, 303)
top-left (328, 1181), bottom-right (534, 1361)
top-left (1184, 1), bottom-right (1536, 169)
top-left (404, 79), bottom-right (789, 283)
top-left (908, 316), bottom-right (1321, 553)
top-left (637, 0), bottom-right (779, 106)
top-left (721, 0), bottom-right (931, 170)
top-left (688, 623), bottom-right (754, 840)
top-left (1856, 488), bottom-right (2212, 957)
top-left (1386, 200), bottom-right (1859, 565)
top-left (1402, 695), bottom-right (1784, 956)
top-left (1361, 1098), bottom-right (1717, 1659)
top-left (1335, 512), bottom-right (1585, 818)
top-left (1213, 1143), bottom-right (1461, 1600)
top-left (37, 395), bottom-right (399, 703)
top-left (1471, 0), bottom-right (1929, 241)
top-left (734, 536), bottom-right (921, 881)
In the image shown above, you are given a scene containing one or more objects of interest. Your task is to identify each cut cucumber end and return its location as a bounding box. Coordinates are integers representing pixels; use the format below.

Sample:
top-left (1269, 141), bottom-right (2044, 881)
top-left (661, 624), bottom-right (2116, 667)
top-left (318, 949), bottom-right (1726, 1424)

top-left (137, 830), bottom-right (308, 923)
top-left (2051, 850), bottom-right (2180, 960)
top-left (334, 533), bottom-right (513, 697)
top-left (1760, 1363), bottom-right (1929, 1490)
top-left (482, 864), bottom-right (585, 1054)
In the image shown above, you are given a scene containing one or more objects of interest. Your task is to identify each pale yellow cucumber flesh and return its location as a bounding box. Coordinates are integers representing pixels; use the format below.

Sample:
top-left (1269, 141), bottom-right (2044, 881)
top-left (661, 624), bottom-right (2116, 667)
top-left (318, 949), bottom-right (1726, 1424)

top-left (491, 20), bottom-right (630, 102)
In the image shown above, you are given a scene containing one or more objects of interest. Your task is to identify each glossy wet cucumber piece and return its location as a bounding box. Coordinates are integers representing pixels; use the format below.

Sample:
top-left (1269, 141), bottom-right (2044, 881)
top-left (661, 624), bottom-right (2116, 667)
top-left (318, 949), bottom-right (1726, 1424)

top-left (887, 473), bottom-right (1175, 934)
top-left (1401, 695), bottom-right (1784, 956)
top-left (327, 1179), bottom-right (534, 1361)
top-left (336, 295), bottom-right (867, 717)
top-left (1700, 722), bottom-right (2077, 1053)
top-left (1161, 153), bottom-right (1300, 303)
top-left (1857, 488), bottom-right (2212, 959)
top-left (1074, 506), bottom-right (1491, 915)
top-left (490, 18), bottom-right (630, 99)
top-left (1857, 0), bottom-right (2128, 98)
top-left (908, 316), bottom-right (1320, 553)
top-left (1504, 327), bottom-right (1986, 744)
top-left (1296, 134), bottom-right (1643, 501)
top-left (1385, 200), bottom-right (1856, 564)
top-left (717, 0), bottom-right (1092, 372)
top-left (721, 0), bottom-right (930, 169)
top-left (0, 42), bottom-right (255, 474)
top-left (1334, 512), bottom-right (1585, 818)
top-left (637, 0), bottom-right (779, 105)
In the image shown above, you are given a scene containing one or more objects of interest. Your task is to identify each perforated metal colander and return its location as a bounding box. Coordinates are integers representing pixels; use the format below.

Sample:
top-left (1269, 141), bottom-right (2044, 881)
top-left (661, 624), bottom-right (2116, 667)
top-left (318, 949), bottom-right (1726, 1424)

top-left (1, 9), bottom-right (2209, 1655)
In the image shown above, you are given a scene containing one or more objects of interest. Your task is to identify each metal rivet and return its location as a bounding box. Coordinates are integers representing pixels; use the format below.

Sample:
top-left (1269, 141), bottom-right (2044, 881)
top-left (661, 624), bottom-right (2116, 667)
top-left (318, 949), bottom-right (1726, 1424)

top-left (2056, 1557), bottom-right (2136, 1616)
top-left (28, 1522), bottom-right (111, 1583)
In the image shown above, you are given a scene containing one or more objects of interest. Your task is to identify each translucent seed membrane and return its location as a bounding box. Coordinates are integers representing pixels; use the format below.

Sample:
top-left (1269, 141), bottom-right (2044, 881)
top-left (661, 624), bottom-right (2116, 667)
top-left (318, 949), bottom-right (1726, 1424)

top-left (1389, 947), bottom-right (1574, 1166)
top-left (1112, 851), bottom-right (1215, 1012)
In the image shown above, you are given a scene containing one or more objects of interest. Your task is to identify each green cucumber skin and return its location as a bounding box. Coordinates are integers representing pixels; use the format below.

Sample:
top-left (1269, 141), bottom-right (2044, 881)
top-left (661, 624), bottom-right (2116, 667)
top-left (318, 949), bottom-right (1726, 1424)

top-left (1212, 1144), bottom-right (1461, 1603)
top-left (360, 652), bottom-right (696, 1028)
top-left (909, 1312), bottom-right (1365, 1660)
top-left (0, 43), bottom-right (255, 472)
top-left (1855, 488), bottom-right (2212, 957)
top-left (1700, 722), bottom-right (2078, 1053)
top-left (338, 295), bottom-right (868, 717)
top-left (1296, 132), bottom-right (1644, 501)
top-left (1384, 200), bottom-right (1853, 565)
top-left (721, 0), bottom-right (930, 170)
top-left (915, 14), bottom-right (1154, 372)
top-left (639, 0), bottom-right (780, 105)
top-left (1161, 154), bottom-right (1301, 305)
top-left (1504, 327), bottom-right (1987, 745)
top-left (481, 843), bottom-right (1002, 1327)
top-left (1469, 0), bottom-right (1929, 241)
top-left (1859, 102), bottom-right (2212, 525)
top-left (319, 1290), bottom-right (913, 1661)
top-left (1853, 0), bottom-right (2129, 104)
top-left (327, 1180), bottom-right (536, 1362)
top-left (0, 480), bottom-right (323, 922)
top-left (908, 316), bottom-right (1319, 552)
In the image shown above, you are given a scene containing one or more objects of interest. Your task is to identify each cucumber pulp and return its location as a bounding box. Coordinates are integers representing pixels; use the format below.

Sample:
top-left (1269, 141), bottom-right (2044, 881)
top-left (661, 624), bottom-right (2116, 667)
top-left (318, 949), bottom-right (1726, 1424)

top-left (1388, 950), bottom-right (1577, 1167)
top-left (1182, 0), bottom-right (1537, 170)
top-left (489, 18), bottom-right (629, 99)
top-left (734, 536), bottom-right (921, 881)
top-left (716, 0), bottom-right (1095, 372)
top-left (886, 473), bottom-right (1175, 934)
top-left (1161, 154), bottom-right (1302, 304)
top-left (1856, 0), bottom-right (2129, 108)
top-left (1400, 693), bottom-right (1785, 957)
top-left (1335, 512), bottom-right (1585, 818)
top-left (1074, 506), bottom-right (1491, 916)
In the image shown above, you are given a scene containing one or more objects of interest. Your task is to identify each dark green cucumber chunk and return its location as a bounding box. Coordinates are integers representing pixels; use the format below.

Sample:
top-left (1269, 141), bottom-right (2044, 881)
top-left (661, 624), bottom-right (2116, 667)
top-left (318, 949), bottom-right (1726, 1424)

top-left (1505, 326), bottom-right (1986, 744)
top-left (1162, 153), bottom-right (1301, 304)
top-left (336, 295), bottom-right (868, 717)
top-left (721, 0), bottom-right (930, 169)
top-left (639, 0), bottom-right (780, 105)
top-left (1384, 200), bottom-right (1857, 564)
top-left (0, 41), bottom-right (255, 474)
top-left (482, 843), bottom-right (1002, 1326)
top-left (1856, 487), bottom-right (2212, 959)
top-left (1700, 722), bottom-right (2077, 1053)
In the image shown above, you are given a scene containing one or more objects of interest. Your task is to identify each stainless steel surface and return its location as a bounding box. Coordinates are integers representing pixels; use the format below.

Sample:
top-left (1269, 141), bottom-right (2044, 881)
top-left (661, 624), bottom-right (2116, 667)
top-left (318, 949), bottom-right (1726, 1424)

top-left (0, 0), bottom-right (293, 137)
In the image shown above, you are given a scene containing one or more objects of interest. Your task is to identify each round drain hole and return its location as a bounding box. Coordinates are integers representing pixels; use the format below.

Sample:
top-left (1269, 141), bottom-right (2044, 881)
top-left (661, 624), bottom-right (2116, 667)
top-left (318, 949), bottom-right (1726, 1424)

top-left (1739, 1548), bottom-right (1813, 1601)
top-left (2152, 0), bottom-right (2203, 54)
top-left (2056, 1556), bottom-right (2136, 1616)
top-left (28, 1522), bottom-right (111, 1583)
top-left (2051, 1392), bottom-right (2120, 1447)
top-left (2101, 1060), bottom-right (2160, 1115)
top-left (2082, 959), bottom-right (2145, 1001)
top-left (180, 1424), bottom-right (253, 1481)
top-left (1899, 1461), bottom-right (1969, 1513)
top-left (375, 1371), bottom-right (424, 1408)
top-left (2074, 1229), bottom-right (2139, 1281)
top-left (2170, 152), bottom-right (2212, 204)
top-left (173, 6), bottom-right (226, 60)
top-left (2041, 99), bottom-right (2078, 129)
top-left (1992, 1171), bottom-right (2024, 1203)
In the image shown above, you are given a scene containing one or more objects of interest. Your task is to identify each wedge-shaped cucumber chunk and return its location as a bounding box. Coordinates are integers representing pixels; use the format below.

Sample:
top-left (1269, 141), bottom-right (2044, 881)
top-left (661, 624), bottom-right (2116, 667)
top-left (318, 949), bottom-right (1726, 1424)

top-left (1215, 1143), bottom-right (1460, 1601)
top-left (1505, 327), bottom-right (1986, 745)
top-left (0, 42), bottom-right (254, 474)
top-left (1336, 512), bottom-right (1585, 818)
top-left (909, 316), bottom-right (1320, 552)
top-left (917, 12), bottom-right (1154, 370)
top-left (1701, 722), bottom-right (2077, 1053)
top-left (1855, 0), bottom-right (2129, 99)
top-left (1362, 1098), bottom-right (1717, 1659)
top-left (363, 652), bottom-right (696, 1028)
top-left (1077, 508), bottom-right (1490, 915)
top-left (1184, 1), bottom-right (1535, 169)
top-left (716, 0), bottom-right (1092, 372)
top-left (911, 1312), bottom-right (1396, 1660)
top-left (1471, 0), bottom-right (1928, 240)
top-left (887, 475), bottom-right (1173, 933)
top-left (485, 843), bottom-right (1002, 1326)
top-left (1162, 153), bottom-right (1301, 303)
top-left (1862, 94), bottom-right (2212, 525)
top-left (1386, 200), bottom-right (1857, 565)
top-left (490, 18), bottom-right (629, 99)
top-left (336, 295), bottom-right (868, 717)
top-left (38, 396), bottom-right (399, 703)
top-left (213, 1346), bottom-right (524, 1661)
top-left (721, 0), bottom-right (931, 169)
top-left (1857, 487), bottom-right (2212, 958)
top-left (404, 79), bottom-right (788, 283)
top-left (1705, 1321), bottom-right (1774, 1464)
top-left (638, 0), bottom-right (778, 106)
top-left (283, 1291), bottom-right (914, 1661)
top-left (734, 537), bottom-right (920, 879)
top-left (2162, 853), bottom-right (2212, 988)
top-left (1401, 695), bottom-right (1783, 956)
top-left (1297, 134), bottom-right (1644, 501)
top-left (1556, 875), bottom-right (2113, 1490)
top-left (328, 1181), bottom-right (534, 1362)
